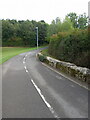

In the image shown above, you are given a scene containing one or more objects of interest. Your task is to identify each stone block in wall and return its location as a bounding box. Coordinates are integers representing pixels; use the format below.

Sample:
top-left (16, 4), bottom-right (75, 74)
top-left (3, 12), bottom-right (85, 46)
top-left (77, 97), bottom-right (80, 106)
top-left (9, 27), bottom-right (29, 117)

top-left (37, 52), bottom-right (90, 83)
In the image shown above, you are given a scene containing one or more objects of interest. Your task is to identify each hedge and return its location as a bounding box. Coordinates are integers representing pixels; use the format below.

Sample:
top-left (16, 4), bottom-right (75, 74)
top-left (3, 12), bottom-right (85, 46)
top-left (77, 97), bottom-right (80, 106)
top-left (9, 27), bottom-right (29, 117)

top-left (48, 29), bottom-right (90, 69)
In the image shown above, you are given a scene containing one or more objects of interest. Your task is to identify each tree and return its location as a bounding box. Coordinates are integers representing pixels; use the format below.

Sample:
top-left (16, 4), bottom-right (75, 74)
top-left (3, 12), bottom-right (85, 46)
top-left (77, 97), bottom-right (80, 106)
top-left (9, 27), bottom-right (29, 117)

top-left (37, 21), bottom-right (48, 45)
top-left (67, 12), bottom-right (88, 29)
top-left (2, 19), bottom-right (48, 47)
top-left (47, 16), bottom-right (74, 39)
top-left (67, 12), bottom-right (78, 28)
top-left (55, 17), bottom-right (62, 33)
top-left (47, 18), bottom-right (62, 38)
top-left (78, 13), bottom-right (88, 29)
top-left (61, 17), bottom-right (74, 32)
top-left (2, 19), bottom-right (16, 46)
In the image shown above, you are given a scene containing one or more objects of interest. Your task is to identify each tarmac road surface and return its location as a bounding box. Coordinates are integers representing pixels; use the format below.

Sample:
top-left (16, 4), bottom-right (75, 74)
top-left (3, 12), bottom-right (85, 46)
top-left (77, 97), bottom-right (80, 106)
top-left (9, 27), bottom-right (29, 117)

top-left (2, 49), bottom-right (88, 119)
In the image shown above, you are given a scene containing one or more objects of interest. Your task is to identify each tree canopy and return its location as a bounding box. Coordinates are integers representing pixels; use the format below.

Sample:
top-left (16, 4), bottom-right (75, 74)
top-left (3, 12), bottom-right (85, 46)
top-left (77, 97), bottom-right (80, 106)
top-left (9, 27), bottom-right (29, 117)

top-left (2, 12), bottom-right (88, 47)
top-left (2, 19), bottom-right (48, 47)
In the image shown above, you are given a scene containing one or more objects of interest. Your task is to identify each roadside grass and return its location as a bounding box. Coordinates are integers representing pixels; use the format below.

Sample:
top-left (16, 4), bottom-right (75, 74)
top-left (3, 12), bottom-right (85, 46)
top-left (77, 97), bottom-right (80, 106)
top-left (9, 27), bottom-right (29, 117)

top-left (0, 47), bottom-right (41, 64)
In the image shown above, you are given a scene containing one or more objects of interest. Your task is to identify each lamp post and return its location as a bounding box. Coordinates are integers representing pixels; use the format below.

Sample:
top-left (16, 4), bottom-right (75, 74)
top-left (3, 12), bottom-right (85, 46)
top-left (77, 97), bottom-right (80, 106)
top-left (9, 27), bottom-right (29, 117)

top-left (36, 27), bottom-right (38, 49)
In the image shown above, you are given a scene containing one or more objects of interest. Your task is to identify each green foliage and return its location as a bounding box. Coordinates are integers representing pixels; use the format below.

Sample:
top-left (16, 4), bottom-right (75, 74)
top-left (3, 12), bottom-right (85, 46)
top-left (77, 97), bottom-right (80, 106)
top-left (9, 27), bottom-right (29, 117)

top-left (46, 16), bottom-right (74, 41)
top-left (1, 47), bottom-right (38, 64)
top-left (67, 12), bottom-right (88, 29)
top-left (37, 21), bottom-right (48, 45)
top-left (78, 13), bottom-right (88, 29)
top-left (38, 55), bottom-right (46, 62)
top-left (47, 18), bottom-right (62, 36)
top-left (2, 19), bottom-right (48, 47)
top-left (61, 17), bottom-right (74, 32)
top-left (67, 12), bottom-right (78, 28)
top-left (48, 29), bottom-right (90, 68)
top-left (2, 12), bottom-right (88, 47)
top-left (47, 12), bottom-right (88, 42)
top-left (2, 13), bottom-right (89, 68)
top-left (47, 13), bottom-right (89, 68)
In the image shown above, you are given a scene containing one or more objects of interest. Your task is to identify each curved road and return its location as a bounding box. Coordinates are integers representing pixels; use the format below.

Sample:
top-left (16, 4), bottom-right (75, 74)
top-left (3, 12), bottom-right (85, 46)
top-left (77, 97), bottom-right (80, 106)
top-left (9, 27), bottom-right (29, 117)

top-left (2, 49), bottom-right (88, 119)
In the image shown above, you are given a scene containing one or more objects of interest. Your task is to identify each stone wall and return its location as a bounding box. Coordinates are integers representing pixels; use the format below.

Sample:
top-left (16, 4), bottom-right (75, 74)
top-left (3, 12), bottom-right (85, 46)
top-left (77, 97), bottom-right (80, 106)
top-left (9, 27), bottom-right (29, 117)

top-left (36, 52), bottom-right (90, 83)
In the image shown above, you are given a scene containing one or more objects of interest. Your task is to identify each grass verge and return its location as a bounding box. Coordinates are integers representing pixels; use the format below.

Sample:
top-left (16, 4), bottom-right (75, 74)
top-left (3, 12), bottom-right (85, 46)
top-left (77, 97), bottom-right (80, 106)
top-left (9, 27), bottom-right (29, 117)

top-left (0, 47), bottom-right (41, 64)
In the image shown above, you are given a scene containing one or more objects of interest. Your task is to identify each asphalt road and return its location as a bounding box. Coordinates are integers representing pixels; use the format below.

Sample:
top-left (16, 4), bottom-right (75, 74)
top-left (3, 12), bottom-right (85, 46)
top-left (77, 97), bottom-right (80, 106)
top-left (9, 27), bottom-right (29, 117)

top-left (2, 49), bottom-right (88, 119)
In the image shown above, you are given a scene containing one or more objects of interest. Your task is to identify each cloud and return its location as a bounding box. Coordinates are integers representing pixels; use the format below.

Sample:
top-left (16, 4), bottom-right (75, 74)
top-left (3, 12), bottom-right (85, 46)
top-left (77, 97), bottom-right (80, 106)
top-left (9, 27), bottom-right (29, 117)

top-left (0, 0), bottom-right (89, 23)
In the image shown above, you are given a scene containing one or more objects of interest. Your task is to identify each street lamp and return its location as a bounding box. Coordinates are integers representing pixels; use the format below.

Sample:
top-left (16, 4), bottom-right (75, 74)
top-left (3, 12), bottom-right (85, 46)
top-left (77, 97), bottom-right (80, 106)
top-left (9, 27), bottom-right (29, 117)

top-left (36, 27), bottom-right (38, 49)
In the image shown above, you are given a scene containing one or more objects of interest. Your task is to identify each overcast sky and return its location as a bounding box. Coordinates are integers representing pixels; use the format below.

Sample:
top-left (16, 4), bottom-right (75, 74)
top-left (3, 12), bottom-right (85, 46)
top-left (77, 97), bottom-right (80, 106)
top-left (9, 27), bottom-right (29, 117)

top-left (0, 0), bottom-right (89, 24)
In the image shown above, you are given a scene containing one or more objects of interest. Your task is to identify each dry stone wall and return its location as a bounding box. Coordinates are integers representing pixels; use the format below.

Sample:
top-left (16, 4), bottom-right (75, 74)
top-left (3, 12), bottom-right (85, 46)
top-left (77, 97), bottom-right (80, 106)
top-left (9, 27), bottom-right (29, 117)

top-left (37, 52), bottom-right (90, 83)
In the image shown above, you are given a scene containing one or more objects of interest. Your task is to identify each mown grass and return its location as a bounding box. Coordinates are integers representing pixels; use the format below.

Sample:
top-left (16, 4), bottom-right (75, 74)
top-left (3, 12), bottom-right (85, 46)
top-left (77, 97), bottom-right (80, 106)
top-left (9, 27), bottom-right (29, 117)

top-left (0, 47), bottom-right (39, 64)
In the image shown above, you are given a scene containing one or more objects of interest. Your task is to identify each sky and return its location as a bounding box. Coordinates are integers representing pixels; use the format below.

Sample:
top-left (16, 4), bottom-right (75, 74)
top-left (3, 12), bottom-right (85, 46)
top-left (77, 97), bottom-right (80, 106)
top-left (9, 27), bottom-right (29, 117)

top-left (0, 0), bottom-right (89, 24)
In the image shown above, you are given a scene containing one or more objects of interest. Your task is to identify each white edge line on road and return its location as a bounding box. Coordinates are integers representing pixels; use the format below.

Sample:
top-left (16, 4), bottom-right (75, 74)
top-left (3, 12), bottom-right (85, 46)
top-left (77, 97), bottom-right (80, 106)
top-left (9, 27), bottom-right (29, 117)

top-left (41, 63), bottom-right (88, 90)
top-left (31, 79), bottom-right (60, 120)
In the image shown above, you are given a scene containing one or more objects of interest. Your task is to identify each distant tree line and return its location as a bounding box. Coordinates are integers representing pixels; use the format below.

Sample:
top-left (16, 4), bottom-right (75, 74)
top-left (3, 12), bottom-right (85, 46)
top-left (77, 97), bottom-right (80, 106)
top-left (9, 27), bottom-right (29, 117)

top-left (2, 12), bottom-right (88, 47)
top-left (2, 19), bottom-right (48, 47)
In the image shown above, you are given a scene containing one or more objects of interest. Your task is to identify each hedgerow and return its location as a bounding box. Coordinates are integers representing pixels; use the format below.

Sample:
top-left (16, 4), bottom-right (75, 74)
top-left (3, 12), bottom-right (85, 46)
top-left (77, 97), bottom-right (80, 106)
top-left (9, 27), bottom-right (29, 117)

top-left (48, 29), bottom-right (90, 68)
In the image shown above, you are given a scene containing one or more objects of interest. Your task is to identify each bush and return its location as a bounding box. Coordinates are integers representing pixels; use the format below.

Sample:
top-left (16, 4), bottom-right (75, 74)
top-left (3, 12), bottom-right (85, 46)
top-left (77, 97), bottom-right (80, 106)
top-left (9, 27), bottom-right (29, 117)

top-left (38, 54), bottom-right (46, 62)
top-left (48, 29), bottom-right (90, 68)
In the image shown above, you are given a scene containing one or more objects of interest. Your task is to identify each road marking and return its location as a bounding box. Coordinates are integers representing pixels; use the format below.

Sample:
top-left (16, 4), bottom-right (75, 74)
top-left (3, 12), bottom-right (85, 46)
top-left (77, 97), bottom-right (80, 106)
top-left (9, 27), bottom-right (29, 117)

top-left (31, 79), bottom-right (60, 119)
top-left (26, 70), bottom-right (28, 73)
top-left (23, 61), bottom-right (25, 64)
top-left (23, 56), bottom-right (26, 64)
top-left (25, 54), bottom-right (27, 57)
top-left (24, 66), bottom-right (26, 70)
top-left (41, 63), bottom-right (88, 90)
top-left (23, 55), bottom-right (29, 73)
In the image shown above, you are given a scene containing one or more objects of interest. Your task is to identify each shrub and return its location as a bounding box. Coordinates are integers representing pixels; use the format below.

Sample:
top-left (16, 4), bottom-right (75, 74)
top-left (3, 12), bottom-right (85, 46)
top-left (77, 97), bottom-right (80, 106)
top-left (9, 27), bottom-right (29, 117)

top-left (38, 54), bottom-right (46, 62)
top-left (48, 29), bottom-right (90, 68)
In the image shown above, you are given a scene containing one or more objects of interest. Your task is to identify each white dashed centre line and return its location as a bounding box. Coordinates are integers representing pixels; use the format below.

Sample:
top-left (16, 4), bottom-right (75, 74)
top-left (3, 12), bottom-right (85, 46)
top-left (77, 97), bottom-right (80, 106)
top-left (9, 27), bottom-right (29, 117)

top-left (23, 56), bottom-right (28, 72)
top-left (26, 70), bottom-right (28, 73)
top-left (24, 66), bottom-right (26, 70)
top-left (23, 53), bottom-right (60, 119)
top-left (23, 61), bottom-right (25, 64)
top-left (31, 79), bottom-right (60, 120)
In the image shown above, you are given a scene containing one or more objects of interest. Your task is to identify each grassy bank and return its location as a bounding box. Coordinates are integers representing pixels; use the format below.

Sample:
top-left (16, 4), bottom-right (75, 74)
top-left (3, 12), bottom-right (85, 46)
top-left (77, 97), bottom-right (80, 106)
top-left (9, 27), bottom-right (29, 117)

top-left (0, 47), bottom-right (39, 64)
